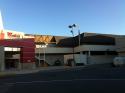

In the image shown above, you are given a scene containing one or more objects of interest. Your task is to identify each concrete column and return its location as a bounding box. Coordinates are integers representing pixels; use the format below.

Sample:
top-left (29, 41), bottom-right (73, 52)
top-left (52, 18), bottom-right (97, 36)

top-left (21, 62), bottom-right (36, 70)
top-left (88, 51), bottom-right (91, 56)
top-left (87, 51), bottom-right (91, 64)
top-left (0, 46), bottom-right (5, 71)
top-left (32, 62), bottom-right (36, 69)
top-left (79, 52), bottom-right (82, 63)
top-left (17, 59), bottom-right (21, 70)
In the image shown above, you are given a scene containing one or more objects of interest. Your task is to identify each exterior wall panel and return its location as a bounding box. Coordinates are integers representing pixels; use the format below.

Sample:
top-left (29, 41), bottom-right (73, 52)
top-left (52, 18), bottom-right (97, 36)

top-left (0, 39), bottom-right (35, 63)
top-left (45, 55), bottom-right (64, 65)
top-left (88, 55), bottom-right (116, 64)
top-left (35, 47), bottom-right (73, 54)
top-left (75, 45), bottom-right (116, 52)
top-left (21, 48), bottom-right (35, 52)
top-left (115, 36), bottom-right (125, 56)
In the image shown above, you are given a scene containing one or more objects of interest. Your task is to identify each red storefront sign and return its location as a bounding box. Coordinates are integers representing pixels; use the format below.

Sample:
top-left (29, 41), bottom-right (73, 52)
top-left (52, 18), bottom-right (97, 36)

top-left (7, 32), bottom-right (21, 39)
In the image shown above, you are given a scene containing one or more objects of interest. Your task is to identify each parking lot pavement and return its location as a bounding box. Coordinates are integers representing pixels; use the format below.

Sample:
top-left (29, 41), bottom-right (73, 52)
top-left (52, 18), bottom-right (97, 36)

top-left (0, 66), bottom-right (85, 78)
top-left (1, 63), bottom-right (125, 73)
top-left (1, 78), bottom-right (125, 93)
top-left (0, 63), bottom-right (125, 79)
top-left (0, 63), bottom-right (113, 77)
top-left (1, 64), bottom-right (125, 93)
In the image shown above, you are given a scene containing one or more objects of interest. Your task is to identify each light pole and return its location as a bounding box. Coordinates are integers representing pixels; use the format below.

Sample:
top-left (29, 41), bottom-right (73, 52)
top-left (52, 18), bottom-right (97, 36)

top-left (77, 25), bottom-right (82, 64)
top-left (68, 24), bottom-right (76, 66)
top-left (77, 25), bottom-right (81, 47)
top-left (38, 45), bottom-right (41, 67)
top-left (68, 24), bottom-right (81, 65)
top-left (70, 24), bottom-right (81, 47)
top-left (41, 43), bottom-right (48, 67)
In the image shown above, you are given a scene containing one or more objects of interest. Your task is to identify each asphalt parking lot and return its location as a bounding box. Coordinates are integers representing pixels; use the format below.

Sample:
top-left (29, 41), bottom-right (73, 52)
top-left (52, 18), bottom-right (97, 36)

top-left (1, 64), bottom-right (125, 93)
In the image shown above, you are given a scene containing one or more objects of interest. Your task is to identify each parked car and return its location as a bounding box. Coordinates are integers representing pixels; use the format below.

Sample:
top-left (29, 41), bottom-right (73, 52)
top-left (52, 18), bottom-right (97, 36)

top-left (54, 59), bottom-right (61, 66)
top-left (113, 57), bottom-right (125, 67)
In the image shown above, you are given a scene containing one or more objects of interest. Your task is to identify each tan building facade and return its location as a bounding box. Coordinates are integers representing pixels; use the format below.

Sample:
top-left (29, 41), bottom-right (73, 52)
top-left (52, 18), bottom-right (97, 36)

top-left (33, 33), bottom-right (118, 66)
top-left (115, 36), bottom-right (125, 56)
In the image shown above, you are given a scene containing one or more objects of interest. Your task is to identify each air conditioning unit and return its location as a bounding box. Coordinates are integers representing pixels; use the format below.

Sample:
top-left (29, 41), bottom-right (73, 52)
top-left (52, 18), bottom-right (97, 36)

top-left (113, 57), bottom-right (125, 67)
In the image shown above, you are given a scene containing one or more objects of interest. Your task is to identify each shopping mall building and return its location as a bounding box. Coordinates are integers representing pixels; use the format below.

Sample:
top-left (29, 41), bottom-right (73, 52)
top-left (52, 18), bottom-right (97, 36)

top-left (0, 13), bottom-right (125, 71)
top-left (1, 28), bottom-right (125, 71)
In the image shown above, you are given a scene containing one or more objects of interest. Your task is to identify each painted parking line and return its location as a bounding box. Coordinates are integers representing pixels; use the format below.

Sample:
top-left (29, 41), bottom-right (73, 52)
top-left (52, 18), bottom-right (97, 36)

top-left (2, 78), bottom-right (125, 86)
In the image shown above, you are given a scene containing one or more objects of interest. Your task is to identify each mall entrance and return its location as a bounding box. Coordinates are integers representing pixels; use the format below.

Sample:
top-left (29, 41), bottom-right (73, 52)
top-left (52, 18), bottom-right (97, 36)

top-left (4, 47), bottom-right (21, 70)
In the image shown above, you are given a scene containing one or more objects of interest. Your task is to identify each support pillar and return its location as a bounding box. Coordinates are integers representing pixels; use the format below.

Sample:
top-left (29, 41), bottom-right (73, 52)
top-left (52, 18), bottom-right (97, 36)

top-left (87, 51), bottom-right (91, 64)
top-left (0, 46), bottom-right (5, 71)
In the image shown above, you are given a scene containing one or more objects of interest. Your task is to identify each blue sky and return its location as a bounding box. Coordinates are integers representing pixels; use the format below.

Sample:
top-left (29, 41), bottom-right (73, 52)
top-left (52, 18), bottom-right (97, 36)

top-left (0, 0), bottom-right (125, 36)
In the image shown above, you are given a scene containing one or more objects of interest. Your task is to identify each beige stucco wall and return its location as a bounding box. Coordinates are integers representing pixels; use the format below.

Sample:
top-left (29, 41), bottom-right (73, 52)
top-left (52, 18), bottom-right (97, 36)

top-left (35, 47), bottom-right (73, 54)
top-left (0, 46), bottom-right (5, 71)
top-left (35, 42), bottom-right (118, 66)
top-left (74, 45), bottom-right (116, 52)
top-left (45, 55), bottom-right (64, 65)
top-left (88, 55), bottom-right (116, 64)
top-left (36, 45), bottom-right (116, 54)
top-left (64, 54), bottom-right (87, 65)
top-left (64, 54), bottom-right (116, 65)
top-left (115, 36), bottom-right (125, 56)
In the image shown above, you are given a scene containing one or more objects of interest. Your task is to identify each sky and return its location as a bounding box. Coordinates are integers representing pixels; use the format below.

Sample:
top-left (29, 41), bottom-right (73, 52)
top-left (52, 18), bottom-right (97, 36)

top-left (0, 0), bottom-right (125, 36)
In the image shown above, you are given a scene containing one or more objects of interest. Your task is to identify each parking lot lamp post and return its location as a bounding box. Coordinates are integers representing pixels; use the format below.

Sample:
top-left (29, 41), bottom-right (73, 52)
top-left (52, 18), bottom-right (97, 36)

top-left (76, 25), bottom-right (81, 63)
top-left (68, 24), bottom-right (76, 66)
top-left (38, 45), bottom-right (41, 67)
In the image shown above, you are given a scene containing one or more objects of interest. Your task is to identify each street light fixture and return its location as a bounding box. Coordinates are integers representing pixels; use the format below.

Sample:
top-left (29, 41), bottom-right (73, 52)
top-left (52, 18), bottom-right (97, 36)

top-left (68, 24), bottom-right (76, 37)
top-left (70, 24), bottom-right (81, 46)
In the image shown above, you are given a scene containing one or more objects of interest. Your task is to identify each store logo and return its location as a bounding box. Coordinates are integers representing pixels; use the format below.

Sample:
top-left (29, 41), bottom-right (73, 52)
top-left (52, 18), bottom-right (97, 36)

top-left (7, 32), bottom-right (21, 39)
